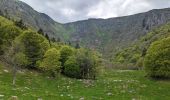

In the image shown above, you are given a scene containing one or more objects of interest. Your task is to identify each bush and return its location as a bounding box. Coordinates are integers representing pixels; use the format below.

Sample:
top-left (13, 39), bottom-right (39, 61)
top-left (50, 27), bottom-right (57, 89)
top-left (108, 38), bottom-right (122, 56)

top-left (39, 48), bottom-right (61, 77)
top-left (64, 49), bottom-right (100, 79)
top-left (64, 56), bottom-right (80, 78)
top-left (144, 37), bottom-right (170, 78)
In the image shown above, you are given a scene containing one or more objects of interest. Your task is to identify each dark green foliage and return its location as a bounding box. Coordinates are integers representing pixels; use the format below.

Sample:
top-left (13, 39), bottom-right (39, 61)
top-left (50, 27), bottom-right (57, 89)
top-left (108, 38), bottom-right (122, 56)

top-left (19, 30), bottom-right (50, 68)
top-left (45, 34), bottom-right (50, 41)
top-left (56, 37), bottom-right (61, 42)
top-left (60, 46), bottom-right (74, 66)
top-left (37, 28), bottom-right (44, 35)
top-left (14, 20), bottom-right (27, 30)
top-left (64, 49), bottom-right (100, 79)
top-left (144, 37), bottom-right (170, 78)
top-left (60, 46), bottom-right (74, 67)
top-left (64, 56), bottom-right (80, 78)
top-left (75, 42), bottom-right (80, 49)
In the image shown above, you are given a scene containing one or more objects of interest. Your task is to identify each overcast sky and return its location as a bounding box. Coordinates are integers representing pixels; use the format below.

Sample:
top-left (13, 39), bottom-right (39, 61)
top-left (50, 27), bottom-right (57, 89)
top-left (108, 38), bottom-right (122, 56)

top-left (20, 0), bottom-right (170, 23)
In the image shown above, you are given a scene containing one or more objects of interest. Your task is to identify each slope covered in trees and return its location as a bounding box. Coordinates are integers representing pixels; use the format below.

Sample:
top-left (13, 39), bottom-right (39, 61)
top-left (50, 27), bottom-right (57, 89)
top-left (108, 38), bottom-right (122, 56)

top-left (0, 15), bottom-right (101, 85)
top-left (113, 22), bottom-right (170, 71)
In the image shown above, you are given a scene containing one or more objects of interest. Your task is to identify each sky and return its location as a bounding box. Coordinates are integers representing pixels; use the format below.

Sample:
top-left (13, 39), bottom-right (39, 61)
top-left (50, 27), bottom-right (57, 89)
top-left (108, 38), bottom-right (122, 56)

top-left (20, 0), bottom-right (170, 23)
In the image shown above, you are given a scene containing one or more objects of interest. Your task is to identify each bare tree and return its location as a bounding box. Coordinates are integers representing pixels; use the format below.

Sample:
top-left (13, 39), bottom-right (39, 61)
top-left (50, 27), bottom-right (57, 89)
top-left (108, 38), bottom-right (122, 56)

top-left (3, 42), bottom-right (28, 85)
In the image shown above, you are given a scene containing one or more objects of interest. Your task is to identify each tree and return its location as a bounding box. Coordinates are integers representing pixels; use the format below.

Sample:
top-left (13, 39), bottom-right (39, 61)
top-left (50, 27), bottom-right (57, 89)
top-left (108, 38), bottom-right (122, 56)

top-left (3, 41), bottom-right (29, 85)
top-left (19, 30), bottom-right (50, 68)
top-left (14, 20), bottom-right (27, 30)
top-left (37, 28), bottom-right (44, 36)
top-left (40, 48), bottom-right (61, 77)
top-left (60, 46), bottom-right (74, 70)
top-left (64, 56), bottom-right (80, 78)
top-left (45, 34), bottom-right (50, 41)
top-left (0, 18), bottom-right (22, 55)
top-left (57, 37), bottom-right (61, 42)
top-left (75, 42), bottom-right (80, 49)
top-left (51, 37), bottom-right (56, 42)
top-left (64, 48), bottom-right (100, 79)
top-left (68, 41), bottom-right (72, 46)
top-left (144, 37), bottom-right (170, 78)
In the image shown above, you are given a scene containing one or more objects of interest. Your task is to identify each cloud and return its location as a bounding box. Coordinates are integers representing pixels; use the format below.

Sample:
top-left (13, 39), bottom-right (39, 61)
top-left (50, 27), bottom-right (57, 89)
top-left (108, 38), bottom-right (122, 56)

top-left (20, 0), bottom-right (170, 23)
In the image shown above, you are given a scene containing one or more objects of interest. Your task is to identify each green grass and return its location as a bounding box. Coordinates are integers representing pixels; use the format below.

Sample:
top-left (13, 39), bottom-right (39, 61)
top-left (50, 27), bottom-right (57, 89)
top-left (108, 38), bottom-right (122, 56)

top-left (0, 65), bottom-right (170, 100)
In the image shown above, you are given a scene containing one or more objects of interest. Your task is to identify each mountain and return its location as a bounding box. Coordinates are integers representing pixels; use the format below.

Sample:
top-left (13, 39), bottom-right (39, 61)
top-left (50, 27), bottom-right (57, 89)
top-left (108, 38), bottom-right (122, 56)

top-left (0, 0), bottom-right (67, 39)
top-left (1, 0), bottom-right (170, 58)
top-left (64, 8), bottom-right (170, 57)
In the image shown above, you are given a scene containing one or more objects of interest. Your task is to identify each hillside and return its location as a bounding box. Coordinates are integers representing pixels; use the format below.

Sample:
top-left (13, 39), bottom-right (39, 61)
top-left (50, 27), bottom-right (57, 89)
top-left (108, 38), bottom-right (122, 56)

top-left (64, 8), bottom-right (170, 57)
top-left (113, 21), bottom-right (170, 68)
top-left (1, 0), bottom-right (170, 58)
top-left (0, 0), bottom-right (68, 40)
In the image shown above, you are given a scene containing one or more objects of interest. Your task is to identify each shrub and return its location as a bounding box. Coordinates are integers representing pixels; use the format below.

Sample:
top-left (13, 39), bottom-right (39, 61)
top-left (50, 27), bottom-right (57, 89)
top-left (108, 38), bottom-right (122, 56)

top-left (39, 48), bottom-right (61, 77)
top-left (64, 56), bottom-right (80, 78)
top-left (64, 49), bottom-right (100, 79)
top-left (144, 37), bottom-right (170, 78)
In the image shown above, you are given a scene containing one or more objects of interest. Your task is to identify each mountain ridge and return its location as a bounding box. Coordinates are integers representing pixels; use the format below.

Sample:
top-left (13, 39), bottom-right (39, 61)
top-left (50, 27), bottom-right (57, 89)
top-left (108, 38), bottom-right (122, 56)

top-left (1, 0), bottom-right (170, 58)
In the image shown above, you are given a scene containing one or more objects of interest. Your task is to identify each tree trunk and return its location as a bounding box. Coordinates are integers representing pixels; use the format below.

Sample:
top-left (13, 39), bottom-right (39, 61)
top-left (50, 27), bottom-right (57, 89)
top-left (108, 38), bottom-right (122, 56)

top-left (12, 65), bottom-right (17, 86)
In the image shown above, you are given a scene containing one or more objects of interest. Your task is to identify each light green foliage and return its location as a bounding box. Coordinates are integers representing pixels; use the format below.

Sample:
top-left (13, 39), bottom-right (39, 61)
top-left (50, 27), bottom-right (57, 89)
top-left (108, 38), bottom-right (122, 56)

top-left (19, 30), bottom-right (50, 68)
top-left (0, 16), bottom-right (21, 54)
top-left (40, 48), bottom-right (61, 77)
top-left (144, 37), bottom-right (170, 78)
top-left (113, 22), bottom-right (170, 69)
top-left (13, 52), bottom-right (29, 67)
top-left (60, 46), bottom-right (74, 69)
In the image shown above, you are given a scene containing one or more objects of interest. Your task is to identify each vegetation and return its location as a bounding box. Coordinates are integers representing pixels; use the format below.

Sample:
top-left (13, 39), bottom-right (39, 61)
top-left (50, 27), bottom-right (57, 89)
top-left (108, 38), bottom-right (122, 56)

top-left (39, 48), bottom-right (61, 77)
top-left (64, 49), bottom-right (100, 79)
top-left (18, 30), bottom-right (50, 68)
top-left (59, 46), bottom-right (74, 72)
top-left (0, 66), bottom-right (170, 100)
top-left (0, 16), bottom-right (100, 80)
top-left (144, 37), bottom-right (170, 78)
top-left (0, 16), bottom-right (22, 55)
top-left (113, 22), bottom-right (170, 70)
top-left (0, 3), bottom-right (170, 99)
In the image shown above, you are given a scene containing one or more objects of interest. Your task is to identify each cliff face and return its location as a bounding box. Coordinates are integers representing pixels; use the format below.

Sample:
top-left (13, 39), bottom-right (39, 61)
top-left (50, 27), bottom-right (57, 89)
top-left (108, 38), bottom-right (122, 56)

top-left (1, 0), bottom-right (170, 57)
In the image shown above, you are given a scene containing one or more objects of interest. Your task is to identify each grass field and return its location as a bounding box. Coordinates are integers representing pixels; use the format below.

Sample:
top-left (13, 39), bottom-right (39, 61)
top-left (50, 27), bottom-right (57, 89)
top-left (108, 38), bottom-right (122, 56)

top-left (0, 64), bottom-right (170, 100)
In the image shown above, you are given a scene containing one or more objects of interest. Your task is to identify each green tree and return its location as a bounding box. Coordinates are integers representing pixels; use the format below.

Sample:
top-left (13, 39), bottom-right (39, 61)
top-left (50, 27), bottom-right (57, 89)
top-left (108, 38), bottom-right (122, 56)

top-left (144, 37), bottom-right (170, 78)
top-left (64, 56), bottom-right (80, 78)
top-left (75, 42), bottom-right (80, 49)
top-left (37, 28), bottom-right (44, 36)
top-left (14, 19), bottom-right (27, 30)
top-left (19, 30), bottom-right (50, 68)
top-left (40, 48), bottom-right (61, 77)
top-left (60, 46), bottom-right (74, 72)
top-left (0, 17), bottom-right (21, 54)
top-left (64, 48), bottom-right (100, 79)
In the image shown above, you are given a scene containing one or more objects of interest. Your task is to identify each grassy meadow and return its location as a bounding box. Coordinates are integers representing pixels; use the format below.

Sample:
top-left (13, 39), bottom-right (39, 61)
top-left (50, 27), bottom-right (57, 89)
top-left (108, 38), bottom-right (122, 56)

top-left (0, 64), bottom-right (170, 100)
